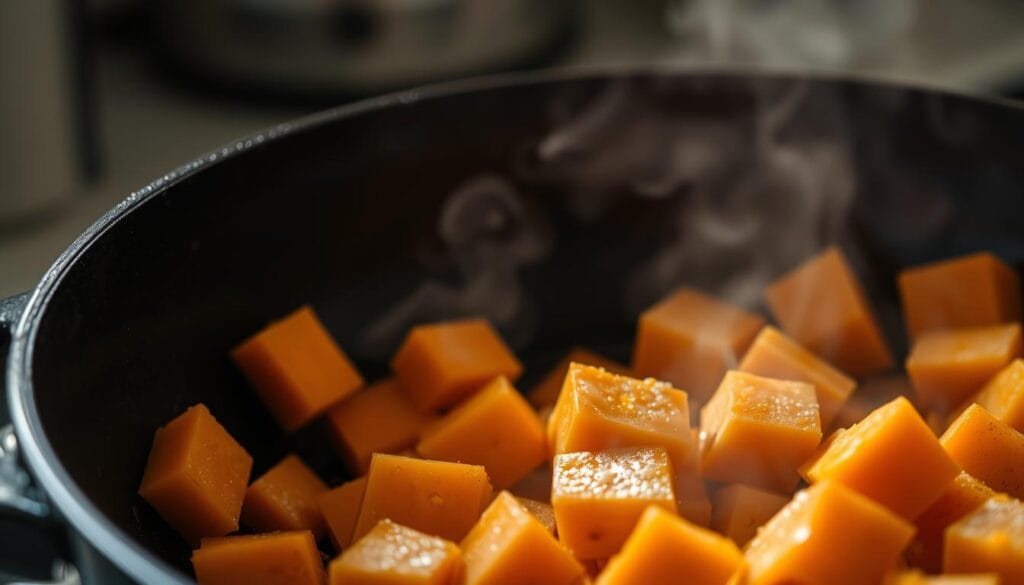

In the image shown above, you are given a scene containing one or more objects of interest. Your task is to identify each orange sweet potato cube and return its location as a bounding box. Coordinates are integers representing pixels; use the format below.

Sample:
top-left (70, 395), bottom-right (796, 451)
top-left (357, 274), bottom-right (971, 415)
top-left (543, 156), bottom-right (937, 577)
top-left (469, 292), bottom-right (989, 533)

top-left (804, 396), bottom-right (959, 519)
top-left (941, 404), bottom-right (1024, 500)
top-left (329, 519), bottom-right (462, 585)
top-left (700, 371), bottom-right (822, 493)
top-left (967, 358), bottom-right (1024, 433)
top-left (232, 306), bottom-right (365, 431)
top-left (326, 378), bottom-right (436, 474)
top-left (945, 495), bottom-right (1024, 584)
top-left (632, 287), bottom-right (765, 403)
top-left (529, 348), bottom-right (632, 409)
top-left (462, 491), bottom-right (584, 585)
top-left (391, 319), bottom-right (522, 412)
top-left (139, 404), bottom-right (253, 544)
top-left (192, 531), bottom-right (325, 585)
top-left (675, 470), bottom-right (713, 528)
top-left (765, 246), bottom-right (894, 376)
top-left (552, 447), bottom-right (677, 560)
top-left (353, 454), bottom-right (492, 543)
top-left (417, 376), bottom-right (547, 489)
top-left (711, 483), bottom-right (790, 547)
top-left (899, 251), bottom-right (1021, 341)
top-left (317, 476), bottom-right (366, 551)
top-left (547, 363), bottom-right (692, 471)
top-left (907, 471), bottom-right (995, 572)
top-left (745, 480), bottom-right (915, 585)
top-left (596, 505), bottom-right (744, 585)
top-left (907, 323), bottom-right (1022, 413)
top-left (515, 496), bottom-right (557, 535)
top-left (241, 455), bottom-right (327, 538)
top-left (738, 326), bottom-right (856, 429)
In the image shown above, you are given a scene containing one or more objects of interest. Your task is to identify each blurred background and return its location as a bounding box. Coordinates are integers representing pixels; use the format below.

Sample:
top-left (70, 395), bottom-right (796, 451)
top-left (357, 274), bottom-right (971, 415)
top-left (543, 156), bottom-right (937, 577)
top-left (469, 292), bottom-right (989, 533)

top-left (3, 0), bottom-right (1024, 300)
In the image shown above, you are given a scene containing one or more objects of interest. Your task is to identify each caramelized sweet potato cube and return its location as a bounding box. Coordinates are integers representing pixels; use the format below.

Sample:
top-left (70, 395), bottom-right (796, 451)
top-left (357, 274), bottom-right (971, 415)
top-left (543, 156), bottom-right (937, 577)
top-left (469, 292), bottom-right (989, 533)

top-left (804, 396), bottom-right (959, 519)
top-left (907, 323), bottom-right (1022, 412)
top-left (899, 251), bottom-right (1021, 341)
top-left (967, 359), bottom-right (1024, 433)
top-left (547, 363), bottom-right (692, 471)
top-left (317, 476), bottom-right (366, 551)
top-left (745, 480), bottom-right (915, 585)
top-left (946, 495), bottom-right (1024, 584)
top-left (515, 496), bottom-right (557, 535)
top-left (139, 404), bottom-right (253, 544)
top-left (711, 483), bottom-right (790, 547)
top-left (192, 531), bottom-right (325, 585)
top-left (391, 319), bottom-right (522, 412)
top-left (242, 455), bottom-right (328, 538)
top-left (738, 326), bottom-right (856, 429)
top-left (675, 469), bottom-right (713, 528)
top-left (232, 306), bottom-right (364, 431)
top-left (326, 378), bottom-right (435, 474)
top-left (596, 506), bottom-right (743, 585)
top-left (551, 447), bottom-right (677, 559)
top-left (700, 371), bottom-right (822, 493)
top-left (353, 454), bottom-right (492, 543)
top-left (417, 376), bottom-right (547, 489)
top-left (462, 491), bottom-right (584, 585)
top-left (907, 471), bottom-right (995, 572)
top-left (942, 404), bottom-right (1024, 499)
top-left (766, 246), bottom-right (893, 376)
top-left (529, 348), bottom-right (632, 409)
top-left (329, 519), bottom-right (462, 585)
top-left (632, 287), bottom-right (765, 403)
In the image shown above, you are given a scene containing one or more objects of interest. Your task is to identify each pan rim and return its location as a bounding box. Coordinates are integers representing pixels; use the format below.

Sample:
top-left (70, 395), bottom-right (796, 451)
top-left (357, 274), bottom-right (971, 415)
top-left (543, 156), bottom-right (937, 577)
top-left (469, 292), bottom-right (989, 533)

top-left (5, 64), bottom-right (1022, 584)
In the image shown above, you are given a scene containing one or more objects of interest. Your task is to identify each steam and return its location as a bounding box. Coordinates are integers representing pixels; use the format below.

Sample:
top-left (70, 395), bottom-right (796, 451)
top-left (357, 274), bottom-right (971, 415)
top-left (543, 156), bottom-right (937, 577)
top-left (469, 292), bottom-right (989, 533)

top-left (525, 78), bottom-right (856, 313)
top-left (359, 175), bottom-right (549, 354)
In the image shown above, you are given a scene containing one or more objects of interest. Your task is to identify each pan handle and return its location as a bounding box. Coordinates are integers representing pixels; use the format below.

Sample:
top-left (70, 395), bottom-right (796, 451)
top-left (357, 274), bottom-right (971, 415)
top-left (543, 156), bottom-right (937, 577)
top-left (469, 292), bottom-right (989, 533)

top-left (1, 293), bottom-right (81, 585)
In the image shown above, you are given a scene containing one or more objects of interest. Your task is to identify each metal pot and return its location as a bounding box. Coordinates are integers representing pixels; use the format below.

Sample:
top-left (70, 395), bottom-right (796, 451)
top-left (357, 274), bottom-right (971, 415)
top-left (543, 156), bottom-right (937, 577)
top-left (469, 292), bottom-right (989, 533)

top-left (3, 69), bottom-right (1024, 584)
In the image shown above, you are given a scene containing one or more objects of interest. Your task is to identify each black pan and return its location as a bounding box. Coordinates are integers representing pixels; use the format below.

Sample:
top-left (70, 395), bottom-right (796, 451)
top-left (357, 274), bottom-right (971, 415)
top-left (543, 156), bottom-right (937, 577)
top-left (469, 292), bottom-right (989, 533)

top-left (3, 69), bottom-right (1024, 585)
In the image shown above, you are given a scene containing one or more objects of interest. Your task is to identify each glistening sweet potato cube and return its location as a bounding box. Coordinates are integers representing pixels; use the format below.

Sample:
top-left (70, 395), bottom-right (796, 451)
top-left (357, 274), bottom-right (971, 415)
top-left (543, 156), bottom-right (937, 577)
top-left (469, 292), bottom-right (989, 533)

top-left (738, 326), bottom-right (856, 429)
top-left (907, 324), bottom-right (1022, 412)
top-left (945, 495), bottom-right (1024, 584)
top-left (391, 319), bottom-right (522, 412)
top-left (529, 348), bottom-right (632, 409)
top-left (353, 454), bottom-right (492, 543)
top-left (461, 492), bottom-right (584, 585)
top-left (899, 251), bottom-right (1021, 341)
top-left (547, 363), bottom-right (692, 471)
top-left (326, 378), bottom-right (435, 474)
top-left (711, 483), bottom-right (790, 547)
top-left (417, 376), bottom-right (547, 489)
top-left (700, 371), bottom-right (822, 493)
top-left (318, 476), bottom-right (366, 551)
top-left (329, 519), bottom-right (462, 585)
top-left (745, 480), bottom-right (915, 585)
top-left (942, 404), bottom-right (1024, 499)
top-left (766, 246), bottom-right (894, 376)
top-left (192, 531), bottom-right (325, 585)
top-left (241, 455), bottom-right (328, 538)
top-left (139, 404), bottom-right (253, 544)
top-left (907, 471), bottom-right (995, 572)
top-left (632, 287), bottom-right (765, 403)
top-left (232, 306), bottom-right (364, 431)
top-left (803, 396), bottom-right (959, 519)
top-left (596, 506), bottom-right (743, 585)
top-left (968, 359), bottom-right (1024, 433)
top-left (552, 447), bottom-right (677, 560)
top-left (515, 497), bottom-right (557, 535)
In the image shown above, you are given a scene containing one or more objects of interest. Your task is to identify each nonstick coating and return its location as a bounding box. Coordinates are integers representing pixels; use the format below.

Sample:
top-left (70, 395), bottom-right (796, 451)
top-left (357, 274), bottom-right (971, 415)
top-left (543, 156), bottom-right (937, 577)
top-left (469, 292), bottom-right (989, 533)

top-left (10, 71), bottom-right (1024, 583)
